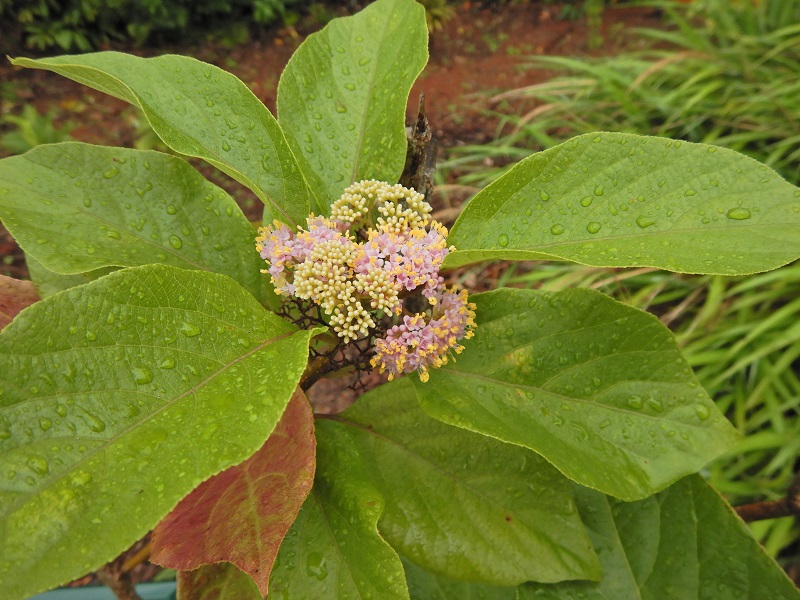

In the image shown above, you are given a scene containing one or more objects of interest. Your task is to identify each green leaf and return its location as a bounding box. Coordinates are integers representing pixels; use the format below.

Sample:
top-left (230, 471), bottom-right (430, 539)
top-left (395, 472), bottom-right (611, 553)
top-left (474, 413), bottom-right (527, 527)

top-left (444, 133), bottom-right (800, 275)
top-left (0, 143), bottom-right (264, 299)
top-left (177, 563), bottom-right (261, 600)
top-left (320, 378), bottom-right (600, 585)
top-left (10, 53), bottom-right (313, 226)
top-left (269, 420), bottom-right (409, 600)
top-left (519, 477), bottom-right (800, 599)
top-left (0, 265), bottom-right (319, 600)
top-left (152, 390), bottom-right (316, 597)
top-left (403, 558), bottom-right (517, 600)
top-left (277, 0), bottom-right (428, 208)
top-left (414, 288), bottom-right (740, 501)
top-left (25, 253), bottom-right (115, 299)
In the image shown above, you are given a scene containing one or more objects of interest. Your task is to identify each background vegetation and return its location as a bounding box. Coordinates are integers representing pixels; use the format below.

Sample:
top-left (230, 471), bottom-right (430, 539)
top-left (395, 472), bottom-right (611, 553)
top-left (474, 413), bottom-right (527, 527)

top-left (0, 0), bottom-right (798, 587)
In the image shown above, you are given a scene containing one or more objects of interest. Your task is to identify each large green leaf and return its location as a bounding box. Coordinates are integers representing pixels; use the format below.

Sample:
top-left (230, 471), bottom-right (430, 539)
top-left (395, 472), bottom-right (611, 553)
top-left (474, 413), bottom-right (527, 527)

top-left (10, 53), bottom-right (313, 226)
top-left (444, 133), bottom-right (800, 275)
top-left (25, 253), bottom-right (115, 299)
top-left (269, 419), bottom-right (408, 600)
top-left (320, 378), bottom-right (600, 585)
top-left (519, 477), bottom-right (800, 599)
top-left (403, 558), bottom-right (516, 600)
top-left (0, 143), bottom-right (263, 299)
top-left (414, 288), bottom-right (740, 501)
top-left (277, 0), bottom-right (428, 207)
top-left (0, 265), bottom-right (319, 600)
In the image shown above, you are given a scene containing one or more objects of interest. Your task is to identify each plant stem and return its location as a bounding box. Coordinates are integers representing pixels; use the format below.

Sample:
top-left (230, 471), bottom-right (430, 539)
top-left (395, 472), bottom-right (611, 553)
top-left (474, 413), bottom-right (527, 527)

top-left (96, 563), bottom-right (141, 600)
top-left (734, 472), bottom-right (800, 522)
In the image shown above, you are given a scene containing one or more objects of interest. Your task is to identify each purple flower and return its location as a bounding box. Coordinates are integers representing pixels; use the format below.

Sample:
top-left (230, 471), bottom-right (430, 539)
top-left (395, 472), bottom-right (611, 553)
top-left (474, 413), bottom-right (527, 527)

top-left (257, 180), bottom-right (476, 379)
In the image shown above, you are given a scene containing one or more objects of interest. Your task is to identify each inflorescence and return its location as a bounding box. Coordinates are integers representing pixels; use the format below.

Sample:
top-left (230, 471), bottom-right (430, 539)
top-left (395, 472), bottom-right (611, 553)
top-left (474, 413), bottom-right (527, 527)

top-left (255, 179), bottom-right (476, 382)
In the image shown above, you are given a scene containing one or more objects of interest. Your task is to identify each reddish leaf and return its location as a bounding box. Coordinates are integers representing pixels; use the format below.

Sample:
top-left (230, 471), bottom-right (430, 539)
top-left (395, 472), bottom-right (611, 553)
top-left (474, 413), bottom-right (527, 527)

top-left (152, 389), bottom-right (315, 597)
top-left (0, 275), bottom-right (38, 330)
top-left (177, 563), bottom-right (261, 600)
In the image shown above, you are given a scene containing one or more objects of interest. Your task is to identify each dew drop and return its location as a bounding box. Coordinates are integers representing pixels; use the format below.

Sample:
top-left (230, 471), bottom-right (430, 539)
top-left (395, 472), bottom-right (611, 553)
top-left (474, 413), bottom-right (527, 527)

top-left (39, 418), bottom-right (52, 431)
top-left (594, 185), bottom-right (604, 196)
top-left (159, 357), bottom-right (176, 369)
top-left (81, 411), bottom-right (106, 432)
top-left (695, 405), bottom-right (710, 421)
top-left (132, 367), bottom-right (153, 385)
top-left (103, 168), bottom-right (119, 179)
top-left (636, 215), bottom-right (655, 228)
top-left (166, 205), bottom-right (177, 215)
top-left (497, 233), bottom-right (510, 247)
top-left (540, 190), bottom-right (550, 201)
top-left (180, 321), bottom-right (201, 337)
top-left (684, 189), bottom-right (696, 196)
top-left (85, 331), bottom-right (97, 341)
top-left (580, 196), bottom-right (592, 207)
top-left (306, 552), bottom-right (329, 581)
top-left (169, 235), bottom-right (183, 250)
top-left (27, 456), bottom-right (48, 476)
top-left (550, 223), bottom-right (565, 236)
top-left (627, 396), bottom-right (643, 409)
top-left (586, 222), bottom-right (601, 234)
top-left (726, 207), bottom-right (751, 220)
top-left (221, 141), bottom-right (231, 152)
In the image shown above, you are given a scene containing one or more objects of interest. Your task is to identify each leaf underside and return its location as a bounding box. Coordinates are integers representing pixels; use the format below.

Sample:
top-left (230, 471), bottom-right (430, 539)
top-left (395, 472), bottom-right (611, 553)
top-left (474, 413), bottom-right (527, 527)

top-left (152, 390), bottom-right (316, 597)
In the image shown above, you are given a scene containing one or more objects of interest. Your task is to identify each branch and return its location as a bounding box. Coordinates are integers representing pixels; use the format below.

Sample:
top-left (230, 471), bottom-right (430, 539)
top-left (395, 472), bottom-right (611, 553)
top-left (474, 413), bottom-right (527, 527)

top-left (734, 472), bottom-right (800, 523)
top-left (399, 93), bottom-right (437, 201)
top-left (96, 564), bottom-right (141, 600)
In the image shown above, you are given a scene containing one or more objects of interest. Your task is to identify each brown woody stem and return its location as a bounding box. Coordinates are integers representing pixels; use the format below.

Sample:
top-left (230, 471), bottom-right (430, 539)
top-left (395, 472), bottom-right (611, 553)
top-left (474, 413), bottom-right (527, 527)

top-left (734, 472), bottom-right (800, 522)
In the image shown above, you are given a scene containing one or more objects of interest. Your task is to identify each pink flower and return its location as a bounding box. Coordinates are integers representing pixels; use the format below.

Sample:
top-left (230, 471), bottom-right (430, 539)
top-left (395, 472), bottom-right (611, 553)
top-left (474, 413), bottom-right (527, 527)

top-left (371, 287), bottom-right (476, 382)
top-left (257, 181), bottom-right (476, 380)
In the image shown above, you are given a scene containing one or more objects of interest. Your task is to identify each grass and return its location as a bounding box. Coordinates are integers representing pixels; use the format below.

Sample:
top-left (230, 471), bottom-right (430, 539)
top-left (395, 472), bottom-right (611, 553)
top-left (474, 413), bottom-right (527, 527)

top-left (437, 5), bottom-right (800, 567)
top-left (439, 0), bottom-right (800, 188)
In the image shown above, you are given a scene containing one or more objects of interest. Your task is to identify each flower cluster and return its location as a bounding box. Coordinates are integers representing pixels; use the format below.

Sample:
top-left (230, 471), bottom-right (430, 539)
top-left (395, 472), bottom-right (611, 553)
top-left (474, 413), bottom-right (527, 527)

top-left (256, 180), bottom-right (476, 381)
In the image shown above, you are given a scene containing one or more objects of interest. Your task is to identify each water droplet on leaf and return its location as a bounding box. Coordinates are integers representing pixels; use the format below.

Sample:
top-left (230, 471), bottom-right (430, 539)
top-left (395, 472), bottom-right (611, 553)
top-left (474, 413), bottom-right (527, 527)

top-left (132, 367), bottom-right (153, 385)
top-left (726, 207), bottom-right (751, 220)
top-left (636, 216), bottom-right (655, 228)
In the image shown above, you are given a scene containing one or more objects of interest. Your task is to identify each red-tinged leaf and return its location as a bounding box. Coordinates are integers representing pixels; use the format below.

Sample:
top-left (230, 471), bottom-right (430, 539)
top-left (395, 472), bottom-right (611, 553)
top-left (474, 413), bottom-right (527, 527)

top-left (0, 274), bottom-right (38, 330)
top-left (152, 389), bottom-right (316, 597)
top-left (178, 563), bottom-right (261, 600)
